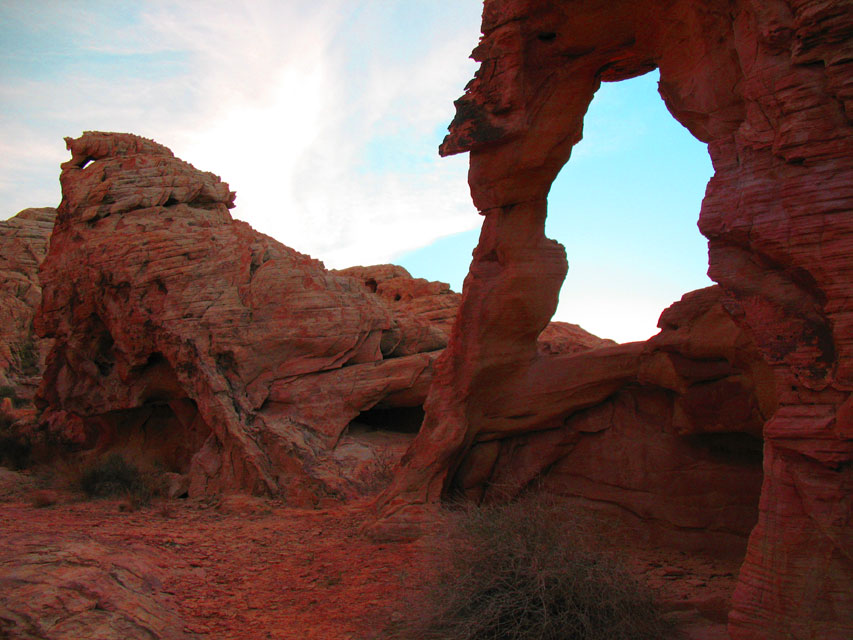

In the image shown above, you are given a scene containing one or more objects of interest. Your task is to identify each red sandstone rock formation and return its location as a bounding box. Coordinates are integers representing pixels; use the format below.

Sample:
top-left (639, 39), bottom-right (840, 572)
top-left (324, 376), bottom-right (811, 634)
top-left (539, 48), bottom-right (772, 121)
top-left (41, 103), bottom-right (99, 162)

top-left (334, 264), bottom-right (461, 337)
top-left (372, 2), bottom-right (853, 637)
top-left (28, 132), bottom-right (611, 503)
top-left (33, 132), bottom-right (458, 502)
top-left (537, 320), bottom-right (616, 355)
top-left (0, 207), bottom-right (56, 404)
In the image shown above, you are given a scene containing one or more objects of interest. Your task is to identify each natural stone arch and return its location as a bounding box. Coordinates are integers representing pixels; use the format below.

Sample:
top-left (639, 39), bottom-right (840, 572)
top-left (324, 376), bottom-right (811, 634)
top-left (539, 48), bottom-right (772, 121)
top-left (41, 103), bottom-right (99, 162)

top-left (370, 2), bottom-right (853, 638)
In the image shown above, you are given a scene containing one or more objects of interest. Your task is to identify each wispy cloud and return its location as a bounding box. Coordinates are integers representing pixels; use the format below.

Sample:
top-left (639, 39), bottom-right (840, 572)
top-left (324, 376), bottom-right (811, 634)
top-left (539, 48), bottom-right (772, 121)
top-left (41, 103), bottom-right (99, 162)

top-left (0, 0), bottom-right (482, 268)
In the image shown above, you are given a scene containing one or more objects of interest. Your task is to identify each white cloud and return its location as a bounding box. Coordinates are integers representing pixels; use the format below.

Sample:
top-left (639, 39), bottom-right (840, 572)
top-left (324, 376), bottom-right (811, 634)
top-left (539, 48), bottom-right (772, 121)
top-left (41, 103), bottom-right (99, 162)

top-left (1, 0), bottom-right (482, 267)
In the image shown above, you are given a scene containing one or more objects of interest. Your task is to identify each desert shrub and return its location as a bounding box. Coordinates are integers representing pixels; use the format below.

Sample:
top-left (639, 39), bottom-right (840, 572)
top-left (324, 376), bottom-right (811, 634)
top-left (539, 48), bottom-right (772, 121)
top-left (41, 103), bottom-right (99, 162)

top-left (382, 494), bottom-right (678, 640)
top-left (79, 453), bottom-right (154, 502)
top-left (0, 407), bottom-right (30, 469)
top-left (358, 448), bottom-right (397, 494)
top-left (0, 435), bottom-right (30, 469)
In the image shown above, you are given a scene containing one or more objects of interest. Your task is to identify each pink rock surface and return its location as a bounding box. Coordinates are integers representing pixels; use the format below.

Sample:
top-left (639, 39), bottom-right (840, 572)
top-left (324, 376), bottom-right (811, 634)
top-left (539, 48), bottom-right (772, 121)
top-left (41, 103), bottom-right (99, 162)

top-left (373, 2), bottom-right (853, 637)
top-left (333, 264), bottom-right (460, 338)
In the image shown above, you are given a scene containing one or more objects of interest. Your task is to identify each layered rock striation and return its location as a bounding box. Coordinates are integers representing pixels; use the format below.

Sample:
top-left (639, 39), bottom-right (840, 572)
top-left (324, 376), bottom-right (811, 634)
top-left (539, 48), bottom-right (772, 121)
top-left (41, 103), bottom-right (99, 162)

top-left (377, 285), bottom-right (772, 557)
top-left (28, 133), bottom-right (613, 502)
top-left (373, 2), bottom-right (853, 638)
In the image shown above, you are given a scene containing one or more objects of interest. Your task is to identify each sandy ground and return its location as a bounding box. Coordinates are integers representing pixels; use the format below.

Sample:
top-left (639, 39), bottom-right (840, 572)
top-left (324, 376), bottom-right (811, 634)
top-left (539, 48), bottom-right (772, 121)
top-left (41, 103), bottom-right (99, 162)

top-left (0, 474), bottom-right (737, 639)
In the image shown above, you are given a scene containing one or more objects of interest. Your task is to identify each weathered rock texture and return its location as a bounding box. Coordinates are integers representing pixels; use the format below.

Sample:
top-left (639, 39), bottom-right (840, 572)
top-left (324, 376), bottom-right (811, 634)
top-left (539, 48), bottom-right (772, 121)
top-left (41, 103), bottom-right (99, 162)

top-left (33, 132), bottom-right (463, 502)
top-left (0, 207), bottom-right (56, 404)
top-left (334, 264), bottom-right (461, 338)
top-left (536, 287), bottom-right (770, 554)
top-left (337, 263), bottom-right (610, 354)
top-left (373, 2), bottom-right (853, 638)
top-left (0, 536), bottom-right (195, 640)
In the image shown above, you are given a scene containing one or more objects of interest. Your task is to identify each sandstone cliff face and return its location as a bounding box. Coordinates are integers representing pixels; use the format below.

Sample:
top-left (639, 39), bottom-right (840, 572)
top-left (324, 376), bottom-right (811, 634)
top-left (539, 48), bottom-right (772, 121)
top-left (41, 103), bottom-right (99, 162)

top-left (33, 132), bottom-right (458, 502)
top-left (373, 2), bottom-right (853, 637)
top-left (0, 208), bottom-right (56, 405)
top-left (333, 264), bottom-right (460, 339)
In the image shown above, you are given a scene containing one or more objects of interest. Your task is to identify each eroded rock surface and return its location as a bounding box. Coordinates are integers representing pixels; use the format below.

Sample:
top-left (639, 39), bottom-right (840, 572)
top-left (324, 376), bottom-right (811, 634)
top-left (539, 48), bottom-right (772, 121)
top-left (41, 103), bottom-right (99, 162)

top-left (33, 132), bottom-right (457, 503)
top-left (0, 535), bottom-right (195, 640)
top-left (0, 207), bottom-right (56, 404)
top-left (373, 2), bottom-right (853, 638)
top-left (334, 264), bottom-right (461, 339)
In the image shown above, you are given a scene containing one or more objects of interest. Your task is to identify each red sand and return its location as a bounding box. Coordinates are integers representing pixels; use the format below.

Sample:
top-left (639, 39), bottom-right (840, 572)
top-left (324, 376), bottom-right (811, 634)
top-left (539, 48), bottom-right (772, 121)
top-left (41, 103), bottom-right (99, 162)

top-left (1, 490), bottom-right (736, 639)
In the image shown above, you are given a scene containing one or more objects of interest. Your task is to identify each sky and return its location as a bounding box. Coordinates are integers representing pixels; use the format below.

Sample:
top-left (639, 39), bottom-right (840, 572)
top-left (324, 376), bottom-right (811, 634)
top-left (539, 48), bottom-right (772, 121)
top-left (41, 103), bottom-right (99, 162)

top-left (0, 1), bottom-right (713, 343)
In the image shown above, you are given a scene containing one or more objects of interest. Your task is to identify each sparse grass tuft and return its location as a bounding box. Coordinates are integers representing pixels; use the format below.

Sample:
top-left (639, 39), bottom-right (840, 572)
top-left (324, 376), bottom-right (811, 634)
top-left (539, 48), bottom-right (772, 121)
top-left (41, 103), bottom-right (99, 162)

top-left (15, 339), bottom-right (39, 376)
top-left (358, 448), bottom-right (397, 494)
top-left (381, 493), bottom-right (679, 640)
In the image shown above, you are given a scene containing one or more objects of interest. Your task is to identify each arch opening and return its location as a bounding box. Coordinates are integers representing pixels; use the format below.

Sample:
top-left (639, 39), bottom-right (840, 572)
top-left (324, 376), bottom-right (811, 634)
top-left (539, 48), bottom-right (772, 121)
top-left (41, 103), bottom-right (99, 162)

top-left (545, 70), bottom-right (713, 344)
top-left (520, 71), bottom-right (767, 553)
top-left (441, 69), bottom-right (768, 570)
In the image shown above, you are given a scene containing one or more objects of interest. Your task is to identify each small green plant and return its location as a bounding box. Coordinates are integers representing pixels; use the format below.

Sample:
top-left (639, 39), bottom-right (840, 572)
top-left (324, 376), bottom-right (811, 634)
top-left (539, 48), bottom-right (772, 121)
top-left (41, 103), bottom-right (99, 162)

top-left (381, 493), bottom-right (679, 640)
top-left (79, 453), bottom-right (153, 503)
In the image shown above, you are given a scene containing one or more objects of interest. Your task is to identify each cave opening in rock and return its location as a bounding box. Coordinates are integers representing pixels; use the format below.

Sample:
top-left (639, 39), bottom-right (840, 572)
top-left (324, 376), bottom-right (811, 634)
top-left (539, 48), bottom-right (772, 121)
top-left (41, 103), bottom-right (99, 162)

top-left (338, 404), bottom-right (427, 491)
top-left (78, 353), bottom-right (213, 483)
top-left (683, 431), bottom-right (764, 467)
top-left (545, 69), bottom-right (714, 344)
top-left (349, 404), bottom-right (425, 435)
top-left (87, 399), bottom-right (210, 476)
